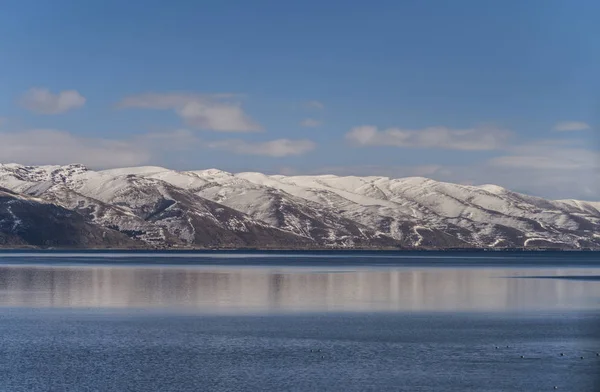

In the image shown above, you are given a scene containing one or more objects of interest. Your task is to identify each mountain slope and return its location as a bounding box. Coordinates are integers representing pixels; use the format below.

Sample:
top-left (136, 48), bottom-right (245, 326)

top-left (0, 163), bottom-right (599, 249)
top-left (0, 187), bottom-right (139, 248)
top-left (103, 167), bottom-right (399, 247)
top-left (232, 172), bottom-right (600, 249)
top-left (0, 164), bottom-right (312, 248)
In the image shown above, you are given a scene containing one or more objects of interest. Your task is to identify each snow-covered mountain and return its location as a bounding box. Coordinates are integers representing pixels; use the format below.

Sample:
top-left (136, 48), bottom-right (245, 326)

top-left (0, 186), bottom-right (138, 248)
top-left (1, 163), bottom-right (599, 249)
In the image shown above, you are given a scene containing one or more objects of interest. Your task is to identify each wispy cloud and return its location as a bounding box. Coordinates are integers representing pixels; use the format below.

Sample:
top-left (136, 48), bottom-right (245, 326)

top-left (489, 140), bottom-right (595, 170)
top-left (440, 140), bottom-right (598, 198)
top-left (279, 135), bottom-right (598, 199)
top-left (0, 127), bottom-right (204, 169)
top-left (20, 88), bottom-right (86, 114)
top-left (300, 118), bottom-right (322, 128)
top-left (305, 100), bottom-right (325, 110)
top-left (345, 125), bottom-right (511, 151)
top-left (137, 129), bottom-right (202, 150)
top-left (306, 164), bottom-right (450, 179)
top-left (208, 139), bottom-right (316, 157)
top-left (118, 92), bottom-right (262, 132)
top-left (0, 129), bottom-right (148, 168)
top-left (553, 121), bottom-right (591, 132)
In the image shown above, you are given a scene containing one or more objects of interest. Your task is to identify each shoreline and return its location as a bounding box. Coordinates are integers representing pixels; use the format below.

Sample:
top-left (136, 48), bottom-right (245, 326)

top-left (1, 247), bottom-right (599, 252)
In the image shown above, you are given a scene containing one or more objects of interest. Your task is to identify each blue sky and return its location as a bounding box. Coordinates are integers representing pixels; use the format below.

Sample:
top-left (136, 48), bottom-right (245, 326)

top-left (0, 0), bottom-right (598, 198)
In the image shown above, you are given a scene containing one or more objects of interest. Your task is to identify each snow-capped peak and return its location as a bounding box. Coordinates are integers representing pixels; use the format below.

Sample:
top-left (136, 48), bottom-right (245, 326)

top-left (1, 163), bottom-right (599, 249)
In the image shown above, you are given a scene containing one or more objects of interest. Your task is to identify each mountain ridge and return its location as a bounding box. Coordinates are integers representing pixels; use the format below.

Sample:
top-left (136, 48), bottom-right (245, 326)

top-left (0, 163), bottom-right (598, 250)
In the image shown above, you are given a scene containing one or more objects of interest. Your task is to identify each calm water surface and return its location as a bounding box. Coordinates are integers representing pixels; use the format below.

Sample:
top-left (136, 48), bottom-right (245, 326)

top-left (0, 252), bottom-right (599, 391)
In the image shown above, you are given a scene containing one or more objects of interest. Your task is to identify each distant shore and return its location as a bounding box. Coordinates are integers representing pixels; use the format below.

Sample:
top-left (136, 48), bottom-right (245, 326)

top-left (1, 246), bottom-right (598, 252)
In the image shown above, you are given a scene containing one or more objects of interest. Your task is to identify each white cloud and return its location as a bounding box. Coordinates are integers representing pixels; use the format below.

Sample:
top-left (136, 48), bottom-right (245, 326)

top-left (0, 129), bottom-right (149, 168)
top-left (305, 100), bottom-right (325, 110)
top-left (20, 88), bottom-right (86, 114)
top-left (441, 141), bottom-right (599, 199)
top-left (346, 125), bottom-right (510, 151)
top-left (278, 166), bottom-right (299, 176)
top-left (177, 101), bottom-right (260, 132)
top-left (118, 93), bottom-right (262, 132)
top-left (279, 136), bottom-right (599, 199)
top-left (489, 140), bottom-right (596, 170)
top-left (409, 165), bottom-right (445, 177)
top-left (300, 118), bottom-right (322, 128)
top-left (135, 129), bottom-right (201, 151)
top-left (490, 154), bottom-right (592, 171)
top-left (0, 127), bottom-right (206, 169)
top-left (304, 164), bottom-right (446, 179)
top-left (308, 161), bottom-right (597, 200)
top-left (208, 139), bottom-right (316, 157)
top-left (553, 121), bottom-right (591, 132)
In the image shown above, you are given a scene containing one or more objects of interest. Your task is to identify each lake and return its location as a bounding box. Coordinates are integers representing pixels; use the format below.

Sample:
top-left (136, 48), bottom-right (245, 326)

top-left (0, 251), bottom-right (599, 391)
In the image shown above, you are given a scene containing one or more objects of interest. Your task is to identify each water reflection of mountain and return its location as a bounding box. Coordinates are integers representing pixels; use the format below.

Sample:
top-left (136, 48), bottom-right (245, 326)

top-left (0, 266), bottom-right (598, 312)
